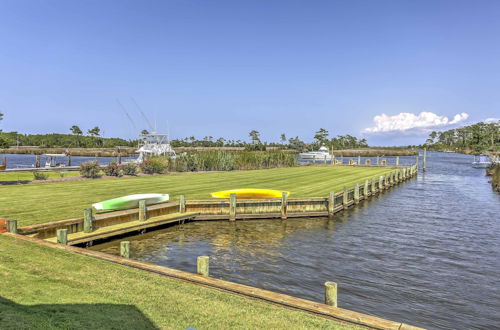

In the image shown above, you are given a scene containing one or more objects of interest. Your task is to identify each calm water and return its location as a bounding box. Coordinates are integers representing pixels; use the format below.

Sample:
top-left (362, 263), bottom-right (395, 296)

top-left (0, 153), bottom-right (136, 169)
top-left (94, 152), bottom-right (500, 329)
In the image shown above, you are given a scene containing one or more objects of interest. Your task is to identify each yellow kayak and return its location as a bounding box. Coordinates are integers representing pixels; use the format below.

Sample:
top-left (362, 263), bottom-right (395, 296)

top-left (210, 189), bottom-right (290, 199)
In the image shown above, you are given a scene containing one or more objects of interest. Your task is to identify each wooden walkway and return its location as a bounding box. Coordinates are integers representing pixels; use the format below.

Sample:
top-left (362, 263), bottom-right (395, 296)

top-left (46, 212), bottom-right (198, 245)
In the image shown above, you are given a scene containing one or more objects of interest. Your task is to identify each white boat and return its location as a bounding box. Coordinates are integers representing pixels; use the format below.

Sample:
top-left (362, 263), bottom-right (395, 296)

top-left (472, 155), bottom-right (492, 168)
top-left (136, 132), bottom-right (176, 163)
top-left (299, 146), bottom-right (333, 162)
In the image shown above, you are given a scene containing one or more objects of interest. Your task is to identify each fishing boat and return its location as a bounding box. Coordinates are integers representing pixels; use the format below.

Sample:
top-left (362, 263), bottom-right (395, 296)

top-left (136, 132), bottom-right (176, 163)
top-left (299, 146), bottom-right (333, 162)
top-left (210, 189), bottom-right (289, 199)
top-left (92, 193), bottom-right (170, 211)
top-left (472, 155), bottom-right (492, 168)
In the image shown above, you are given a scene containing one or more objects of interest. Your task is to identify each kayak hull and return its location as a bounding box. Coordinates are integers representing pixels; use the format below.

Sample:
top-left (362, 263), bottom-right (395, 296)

top-left (210, 189), bottom-right (289, 199)
top-left (92, 193), bottom-right (170, 211)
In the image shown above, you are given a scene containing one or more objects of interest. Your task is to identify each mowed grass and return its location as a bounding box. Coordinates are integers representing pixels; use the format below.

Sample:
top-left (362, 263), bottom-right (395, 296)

top-left (0, 170), bottom-right (80, 182)
top-left (0, 235), bottom-right (362, 330)
top-left (0, 166), bottom-right (394, 226)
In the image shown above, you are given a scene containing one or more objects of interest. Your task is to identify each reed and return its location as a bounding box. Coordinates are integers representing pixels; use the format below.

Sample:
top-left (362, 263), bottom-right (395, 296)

top-left (165, 150), bottom-right (298, 172)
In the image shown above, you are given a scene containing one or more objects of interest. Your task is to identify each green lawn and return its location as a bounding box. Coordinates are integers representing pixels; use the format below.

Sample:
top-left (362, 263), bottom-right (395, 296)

top-left (1, 166), bottom-right (394, 226)
top-left (0, 234), bottom-right (361, 330)
top-left (0, 170), bottom-right (80, 182)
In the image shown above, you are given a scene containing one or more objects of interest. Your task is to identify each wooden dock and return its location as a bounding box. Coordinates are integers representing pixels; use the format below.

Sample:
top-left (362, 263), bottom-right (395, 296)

top-left (45, 212), bottom-right (198, 246)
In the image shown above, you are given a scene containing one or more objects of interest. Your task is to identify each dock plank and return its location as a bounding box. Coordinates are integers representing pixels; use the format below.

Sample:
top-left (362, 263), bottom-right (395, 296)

top-left (46, 212), bottom-right (198, 245)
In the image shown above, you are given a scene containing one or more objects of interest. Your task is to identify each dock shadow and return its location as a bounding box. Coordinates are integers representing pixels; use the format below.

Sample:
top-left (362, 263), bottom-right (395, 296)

top-left (0, 296), bottom-right (159, 329)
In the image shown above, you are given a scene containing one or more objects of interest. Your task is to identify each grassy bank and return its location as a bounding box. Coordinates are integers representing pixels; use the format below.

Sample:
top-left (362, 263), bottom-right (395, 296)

top-left (0, 166), bottom-right (394, 226)
top-left (487, 164), bottom-right (500, 192)
top-left (0, 170), bottom-right (80, 182)
top-left (0, 235), bottom-right (359, 329)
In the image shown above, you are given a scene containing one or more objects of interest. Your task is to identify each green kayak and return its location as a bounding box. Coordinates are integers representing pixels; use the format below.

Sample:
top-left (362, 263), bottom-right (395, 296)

top-left (92, 193), bottom-right (170, 211)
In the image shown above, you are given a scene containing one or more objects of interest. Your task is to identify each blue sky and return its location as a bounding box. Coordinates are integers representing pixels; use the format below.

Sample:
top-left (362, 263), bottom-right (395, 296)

top-left (0, 0), bottom-right (499, 145)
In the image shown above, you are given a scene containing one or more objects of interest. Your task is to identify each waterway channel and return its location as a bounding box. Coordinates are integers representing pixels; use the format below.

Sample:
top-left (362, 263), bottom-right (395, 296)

top-left (93, 152), bottom-right (500, 329)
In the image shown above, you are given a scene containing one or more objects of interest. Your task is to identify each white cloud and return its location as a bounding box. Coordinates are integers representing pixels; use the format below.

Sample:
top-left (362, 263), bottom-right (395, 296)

top-left (485, 118), bottom-right (500, 123)
top-left (363, 111), bottom-right (469, 134)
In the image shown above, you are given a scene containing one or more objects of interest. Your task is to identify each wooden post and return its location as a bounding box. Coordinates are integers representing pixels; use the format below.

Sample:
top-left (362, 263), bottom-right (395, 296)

top-left (57, 229), bottom-right (68, 245)
top-left (340, 155), bottom-right (343, 164)
top-left (179, 195), bottom-right (186, 213)
top-left (67, 155), bottom-right (71, 167)
top-left (324, 281), bottom-right (338, 307)
top-left (6, 219), bottom-right (17, 234)
top-left (376, 155), bottom-right (380, 165)
top-left (423, 147), bottom-right (427, 171)
top-left (83, 208), bottom-right (93, 233)
top-left (229, 193), bottom-right (236, 221)
top-left (139, 200), bottom-right (147, 221)
top-left (328, 192), bottom-right (335, 217)
top-left (353, 184), bottom-right (360, 204)
top-left (331, 155), bottom-right (335, 165)
top-left (118, 153), bottom-right (122, 165)
top-left (371, 178), bottom-right (377, 194)
top-left (281, 191), bottom-right (288, 220)
top-left (2, 156), bottom-right (6, 168)
top-left (357, 155), bottom-right (361, 165)
top-left (35, 155), bottom-right (40, 168)
top-left (379, 176), bottom-right (384, 191)
top-left (120, 241), bottom-right (130, 258)
top-left (364, 180), bottom-right (369, 197)
top-left (396, 156), bottom-right (399, 166)
top-left (197, 256), bottom-right (209, 276)
top-left (342, 187), bottom-right (348, 207)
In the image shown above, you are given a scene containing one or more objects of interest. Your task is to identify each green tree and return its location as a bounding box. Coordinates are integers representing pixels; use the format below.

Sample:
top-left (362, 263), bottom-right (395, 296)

top-left (87, 126), bottom-right (101, 137)
top-left (70, 125), bottom-right (82, 136)
top-left (249, 130), bottom-right (261, 144)
top-left (280, 133), bottom-right (286, 145)
top-left (314, 128), bottom-right (329, 147)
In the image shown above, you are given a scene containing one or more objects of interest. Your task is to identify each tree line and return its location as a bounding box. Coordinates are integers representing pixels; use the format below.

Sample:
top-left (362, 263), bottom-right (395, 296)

top-left (1, 111), bottom-right (368, 151)
top-left (425, 121), bottom-right (499, 153)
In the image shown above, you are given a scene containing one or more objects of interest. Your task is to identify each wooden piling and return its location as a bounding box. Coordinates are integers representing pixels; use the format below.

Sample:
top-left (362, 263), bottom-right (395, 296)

top-left (139, 200), bottom-right (147, 221)
top-left (376, 155), bottom-right (380, 165)
top-left (229, 193), bottom-right (236, 221)
top-left (328, 192), bottom-right (335, 217)
top-left (83, 208), bottom-right (94, 233)
top-left (379, 176), bottom-right (384, 191)
top-left (371, 178), bottom-right (377, 194)
top-left (120, 241), bottom-right (130, 258)
top-left (67, 155), bottom-right (71, 167)
top-left (423, 147), bottom-right (427, 171)
top-left (357, 155), bottom-right (361, 165)
top-left (197, 256), bottom-right (209, 276)
top-left (179, 195), bottom-right (186, 213)
top-left (364, 180), bottom-right (369, 198)
top-left (281, 191), bottom-right (288, 220)
top-left (56, 229), bottom-right (68, 245)
top-left (342, 187), bottom-right (348, 207)
top-left (7, 219), bottom-right (17, 234)
top-left (2, 156), bottom-right (6, 168)
top-left (354, 184), bottom-right (360, 204)
top-left (396, 156), bottom-right (399, 166)
top-left (324, 281), bottom-right (338, 307)
top-left (35, 155), bottom-right (40, 168)
top-left (340, 155), bottom-right (344, 164)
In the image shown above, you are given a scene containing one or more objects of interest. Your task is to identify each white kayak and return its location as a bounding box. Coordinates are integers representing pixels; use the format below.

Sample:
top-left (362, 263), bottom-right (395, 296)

top-left (92, 193), bottom-right (170, 211)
